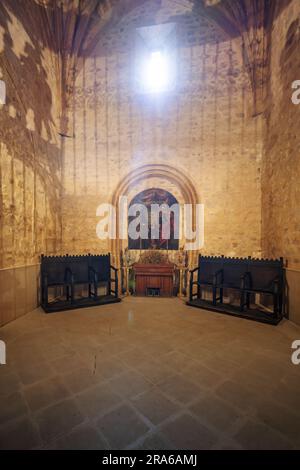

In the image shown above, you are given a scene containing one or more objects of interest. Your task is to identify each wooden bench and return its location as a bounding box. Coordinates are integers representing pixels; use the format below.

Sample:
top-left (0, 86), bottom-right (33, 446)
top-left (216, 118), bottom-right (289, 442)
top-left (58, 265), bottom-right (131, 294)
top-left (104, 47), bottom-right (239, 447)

top-left (41, 254), bottom-right (120, 313)
top-left (188, 255), bottom-right (284, 325)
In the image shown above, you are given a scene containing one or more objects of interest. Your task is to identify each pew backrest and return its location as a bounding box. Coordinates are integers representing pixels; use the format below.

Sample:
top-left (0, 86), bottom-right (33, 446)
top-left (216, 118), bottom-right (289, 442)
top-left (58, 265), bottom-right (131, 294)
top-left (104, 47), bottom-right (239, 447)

top-left (41, 256), bottom-right (69, 285)
top-left (198, 256), bottom-right (223, 284)
top-left (222, 259), bottom-right (248, 287)
top-left (64, 257), bottom-right (90, 283)
top-left (88, 254), bottom-right (111, 282)
top-left (247, 258), bottom-right (283, 292)
top-left (197, 255), bottom-right (284, 292)
top-left (41, 254), bottom-right (112, 286)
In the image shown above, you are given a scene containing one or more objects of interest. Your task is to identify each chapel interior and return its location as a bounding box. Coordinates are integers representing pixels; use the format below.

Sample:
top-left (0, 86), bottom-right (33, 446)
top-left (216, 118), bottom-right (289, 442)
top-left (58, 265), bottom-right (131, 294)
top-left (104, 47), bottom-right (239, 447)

top-left (0, 0), bottom-right (300, 451)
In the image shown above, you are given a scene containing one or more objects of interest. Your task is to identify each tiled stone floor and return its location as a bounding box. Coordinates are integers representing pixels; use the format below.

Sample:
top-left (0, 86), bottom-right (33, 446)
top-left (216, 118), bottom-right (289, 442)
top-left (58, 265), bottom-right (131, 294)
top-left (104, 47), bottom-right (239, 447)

top-left (0, 297), bottom-right (300, 450)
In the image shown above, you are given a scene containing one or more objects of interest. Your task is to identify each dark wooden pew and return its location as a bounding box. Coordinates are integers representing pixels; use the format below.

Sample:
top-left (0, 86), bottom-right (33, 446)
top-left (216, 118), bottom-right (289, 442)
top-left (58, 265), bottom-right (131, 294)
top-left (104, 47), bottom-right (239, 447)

top-left (188, 255), bottom-right (284, 325)
top-left (41, 254), bottom-right (120, 313)
top-left (189, 256), bottom-right (224, 305)
top-left (241, 258), bottom-right (284, 317)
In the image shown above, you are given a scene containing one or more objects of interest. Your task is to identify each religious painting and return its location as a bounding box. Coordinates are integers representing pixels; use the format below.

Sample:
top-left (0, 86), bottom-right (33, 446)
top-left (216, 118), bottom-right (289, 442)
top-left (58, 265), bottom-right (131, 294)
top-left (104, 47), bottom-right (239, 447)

top-left (128, 188), bottom-right (179, 250)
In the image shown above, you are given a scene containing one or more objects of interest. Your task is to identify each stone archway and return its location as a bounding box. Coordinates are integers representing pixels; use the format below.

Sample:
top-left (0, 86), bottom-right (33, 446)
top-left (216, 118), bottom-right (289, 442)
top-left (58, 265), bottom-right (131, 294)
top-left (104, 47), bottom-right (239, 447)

top-left (110, 164), bottom-right (200, 267)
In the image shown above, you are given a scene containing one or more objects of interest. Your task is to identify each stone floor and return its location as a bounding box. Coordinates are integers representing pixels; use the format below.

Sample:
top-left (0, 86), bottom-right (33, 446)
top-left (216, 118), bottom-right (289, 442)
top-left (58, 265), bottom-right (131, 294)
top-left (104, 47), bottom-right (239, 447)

top-left (0, 297), bottom-right (300, 450)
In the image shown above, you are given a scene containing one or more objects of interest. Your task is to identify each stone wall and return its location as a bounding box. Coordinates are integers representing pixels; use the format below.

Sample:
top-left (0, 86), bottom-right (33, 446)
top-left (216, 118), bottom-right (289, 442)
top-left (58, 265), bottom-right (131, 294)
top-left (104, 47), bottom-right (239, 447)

top-left (0, 2), bottom-right (61, 326)
top-left (262, 0), bottom-right (300, 323)
top-left (2, 0), bottom-right (299, 327)
top-left (61, 1), bottom-right (263, 263)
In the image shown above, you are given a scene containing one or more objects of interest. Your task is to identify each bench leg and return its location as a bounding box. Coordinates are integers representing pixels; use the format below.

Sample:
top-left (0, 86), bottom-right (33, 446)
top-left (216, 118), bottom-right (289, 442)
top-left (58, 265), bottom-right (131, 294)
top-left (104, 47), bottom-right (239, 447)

top-left (43, 285), bottom-right (48, 307)
top-left (197, 283), bottom-right (201, 299)
top-left (273, 293), bottom-right (279, 318)
top-left (220, 288), bottom-right (223, 304)
top-left (240, 291), bottom-right (245, 312)
top-left (213, 287), bottom-right (217, 306)
top-left (71, 284), bottom-right (75, 304)
top-left (115, 277), bottom-right (119, 299)
top-left (240, 291), bottom-right (250, 312)
top-left (246, 292), bottom-right (250, 309)
top-left (189, 281), bottom-right (193, 302)
top-left (278, 292), bottom-right (283, 317)
top-left (189, 272), bottom-right (194, 302)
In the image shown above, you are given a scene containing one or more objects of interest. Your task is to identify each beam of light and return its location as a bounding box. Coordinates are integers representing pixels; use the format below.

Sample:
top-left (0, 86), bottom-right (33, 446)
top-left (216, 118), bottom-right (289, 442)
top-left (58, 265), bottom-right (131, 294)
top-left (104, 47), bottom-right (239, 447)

top-left (142, 50), bottom-right (170, 93)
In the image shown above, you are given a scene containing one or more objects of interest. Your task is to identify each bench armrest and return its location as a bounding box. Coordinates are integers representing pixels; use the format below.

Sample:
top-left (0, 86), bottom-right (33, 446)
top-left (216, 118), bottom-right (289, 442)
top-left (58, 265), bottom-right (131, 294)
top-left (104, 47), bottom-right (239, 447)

top-left (110, 266), bottom-right (118, 282)
top-left (189, 267), bottom-right (200, 274)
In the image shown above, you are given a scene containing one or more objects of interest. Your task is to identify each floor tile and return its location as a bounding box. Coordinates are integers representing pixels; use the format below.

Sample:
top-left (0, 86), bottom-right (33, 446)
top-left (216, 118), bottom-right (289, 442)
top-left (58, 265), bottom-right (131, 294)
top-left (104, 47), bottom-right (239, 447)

top-left (24, 376), bottom-right (70, 412)
top-left (53, 424), bottom-right (107, 450)
top-left (97, 404), bottom-right (149, 449)
top-left (0, 416), bottom-right (41, 450)
top-left (158, 374), bottom-right (204, 405)
top-left (131, 389), bottom-right (180, 425)
top-left (190, 395), bottom-right (242, 431)
top-left (75, 384), bottom-right (120, 418)
top-left (0, 392), bottom-right (28, 425)
top-left (161, 413), bottom-right (218, 450)
top-left (35, 398), bottom-right (84, 443)
top-left (108, 370), bottom-right (152, 399)
top-left (234, 420), bottom-right (292, 450)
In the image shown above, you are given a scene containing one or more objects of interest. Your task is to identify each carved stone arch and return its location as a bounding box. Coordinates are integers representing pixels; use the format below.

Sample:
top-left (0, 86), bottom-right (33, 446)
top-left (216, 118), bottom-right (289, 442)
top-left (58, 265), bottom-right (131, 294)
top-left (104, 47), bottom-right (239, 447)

top-left (110, 164), bottom-right (200, 267)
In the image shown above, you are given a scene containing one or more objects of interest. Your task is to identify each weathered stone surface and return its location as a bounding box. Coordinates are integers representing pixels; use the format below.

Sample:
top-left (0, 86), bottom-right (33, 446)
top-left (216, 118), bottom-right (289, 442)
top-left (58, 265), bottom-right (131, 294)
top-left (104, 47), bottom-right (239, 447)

top-left (262, 0), bottom-right (300, 270)
top-left (0, 0), bottom-right (299, 326)
top-left (61, 1), bottom-right (262, 261)
top-left (0, 1), bottom-right (62, 272)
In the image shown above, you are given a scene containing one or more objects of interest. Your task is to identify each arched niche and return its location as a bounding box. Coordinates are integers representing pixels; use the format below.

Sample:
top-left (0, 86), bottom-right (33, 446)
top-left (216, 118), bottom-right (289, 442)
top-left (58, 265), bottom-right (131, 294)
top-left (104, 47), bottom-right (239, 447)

top-left (110, 164), bottom-right (200, 267)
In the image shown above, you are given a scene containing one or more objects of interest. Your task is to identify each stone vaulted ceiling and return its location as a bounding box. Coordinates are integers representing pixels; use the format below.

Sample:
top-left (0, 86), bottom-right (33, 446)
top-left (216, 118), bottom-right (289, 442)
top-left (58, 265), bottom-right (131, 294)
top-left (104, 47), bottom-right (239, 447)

top-left (0, 0), bottom-right (292, 129)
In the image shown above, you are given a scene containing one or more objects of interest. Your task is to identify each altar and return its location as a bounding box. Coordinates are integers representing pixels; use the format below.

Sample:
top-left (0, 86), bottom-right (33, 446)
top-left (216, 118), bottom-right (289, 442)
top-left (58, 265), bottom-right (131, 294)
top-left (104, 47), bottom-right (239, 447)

top-left (133, 263), bottom-right (175, 297)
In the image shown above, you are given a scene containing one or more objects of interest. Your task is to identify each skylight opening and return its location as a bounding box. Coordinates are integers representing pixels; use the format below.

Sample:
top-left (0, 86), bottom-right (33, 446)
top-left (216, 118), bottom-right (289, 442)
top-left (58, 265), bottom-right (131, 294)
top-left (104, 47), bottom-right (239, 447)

top-left (142, 50), bottom-right (171, 94)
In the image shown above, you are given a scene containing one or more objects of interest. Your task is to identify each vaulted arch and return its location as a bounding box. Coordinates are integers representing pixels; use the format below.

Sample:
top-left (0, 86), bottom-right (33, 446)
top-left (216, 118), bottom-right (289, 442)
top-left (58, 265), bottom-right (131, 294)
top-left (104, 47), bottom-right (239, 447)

top-left (110, 164), bottom-right (200, 266)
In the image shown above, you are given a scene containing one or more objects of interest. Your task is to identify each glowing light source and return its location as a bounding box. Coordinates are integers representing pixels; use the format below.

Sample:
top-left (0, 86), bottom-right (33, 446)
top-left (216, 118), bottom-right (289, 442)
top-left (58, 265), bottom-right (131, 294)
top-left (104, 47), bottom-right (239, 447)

top-left (142, 50), bottom-right (171, 94)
